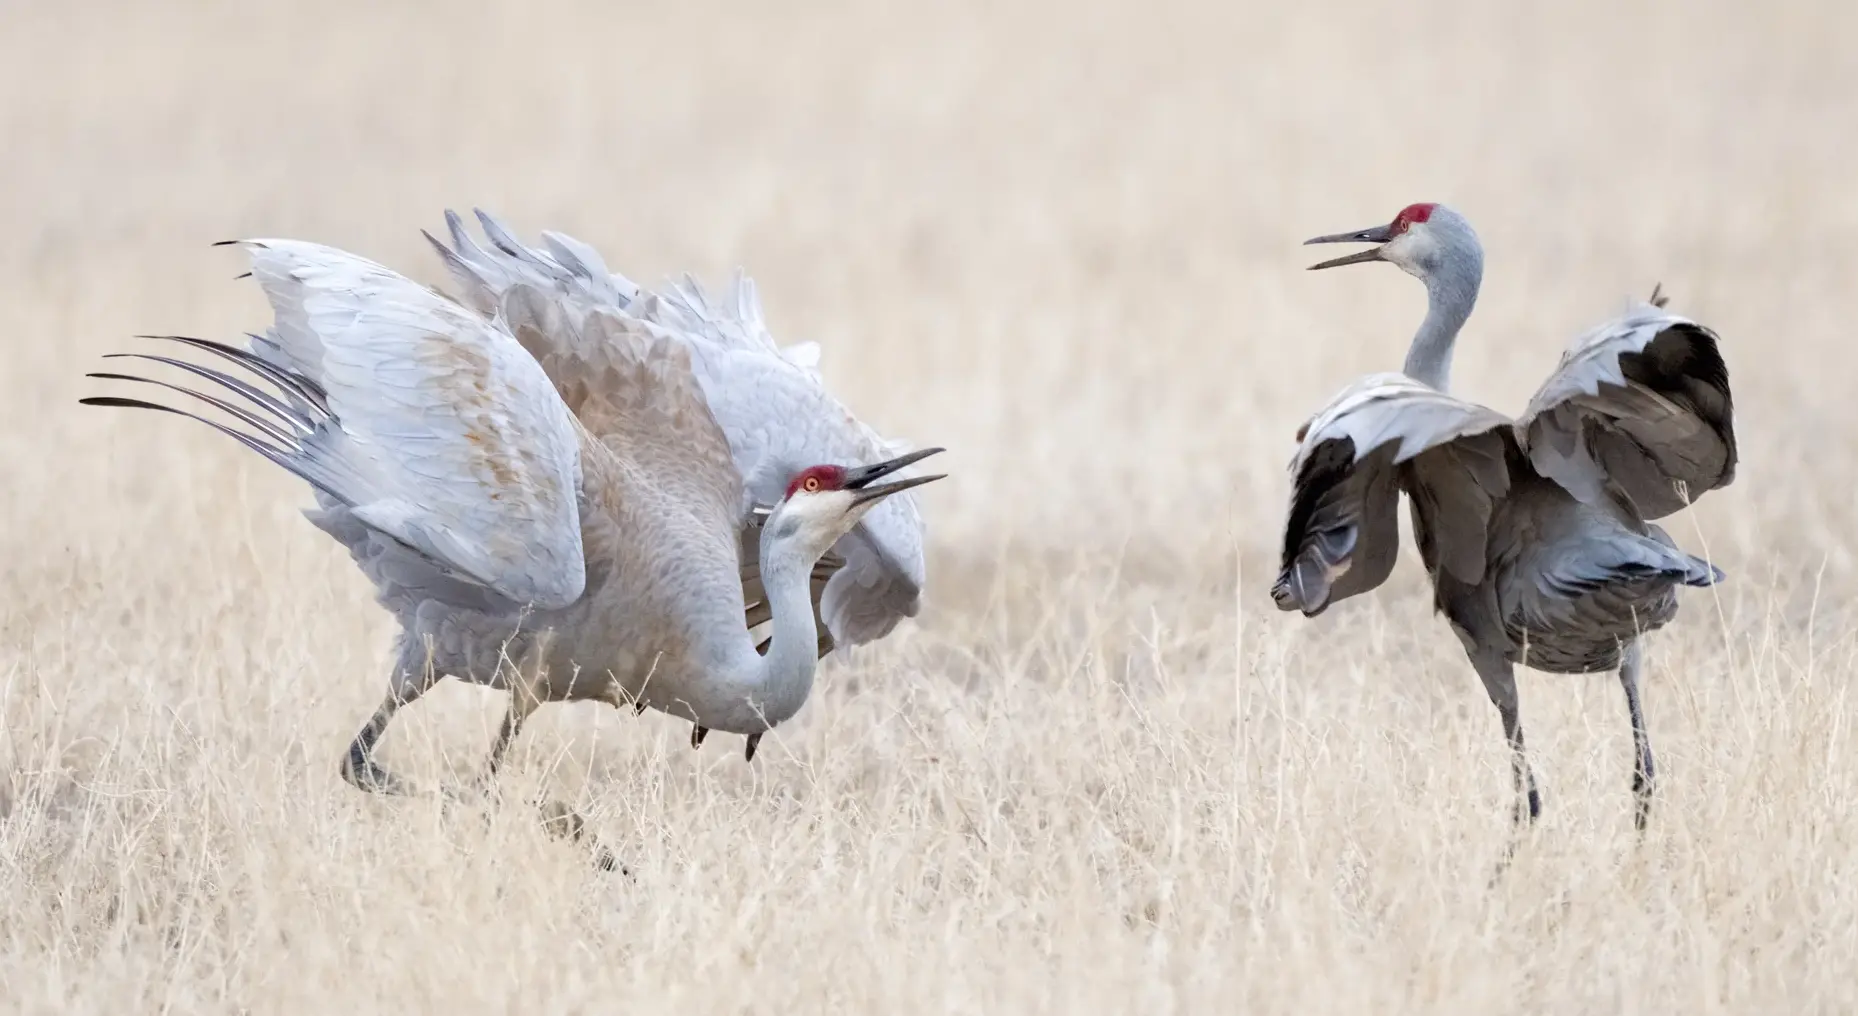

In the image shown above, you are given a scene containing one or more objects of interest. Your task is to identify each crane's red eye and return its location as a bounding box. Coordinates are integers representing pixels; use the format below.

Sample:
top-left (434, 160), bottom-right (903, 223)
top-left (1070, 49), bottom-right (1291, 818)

top-left (802, 476), bottom-right (822, 493)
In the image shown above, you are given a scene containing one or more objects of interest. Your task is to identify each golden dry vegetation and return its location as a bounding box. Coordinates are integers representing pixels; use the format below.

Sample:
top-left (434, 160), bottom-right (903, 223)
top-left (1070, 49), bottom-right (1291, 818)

top-left (3, 0), bottom-right (1855, 1011)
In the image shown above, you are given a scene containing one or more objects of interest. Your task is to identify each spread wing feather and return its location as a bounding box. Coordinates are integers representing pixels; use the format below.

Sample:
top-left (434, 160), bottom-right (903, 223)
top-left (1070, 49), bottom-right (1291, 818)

top-left (1517, 298), bottom-right (1735, 519)
top-left (1273, 373), bottom-right (1513, 616)
top-left (88, 240), bottom-right (588, 610)
top-left (422, 209), bottom-right (931, 648)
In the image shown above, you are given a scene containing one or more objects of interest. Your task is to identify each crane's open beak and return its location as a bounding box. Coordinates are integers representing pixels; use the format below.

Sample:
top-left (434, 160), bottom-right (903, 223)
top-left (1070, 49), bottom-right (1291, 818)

top-left (1304, 224), bottom-right (1393, 270)
top-left (844, 447), bottom-right (947, 507)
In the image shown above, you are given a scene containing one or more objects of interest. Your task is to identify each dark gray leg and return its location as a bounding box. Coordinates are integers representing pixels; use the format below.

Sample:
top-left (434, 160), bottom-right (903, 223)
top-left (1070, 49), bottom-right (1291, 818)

top-left (1619, 639), bottom-right (1655, 832)
top-left (1470, 649), bottom-right (1541, 824)
top-left (476, 687), bottom-right (544, 794)
top-left (341, 635), bottom-right (442, 795)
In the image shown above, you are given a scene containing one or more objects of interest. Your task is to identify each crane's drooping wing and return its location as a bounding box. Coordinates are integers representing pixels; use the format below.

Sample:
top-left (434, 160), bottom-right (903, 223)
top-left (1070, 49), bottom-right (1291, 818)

top-left (85, 239), bottom-right (588, 610)
top-left (423, 209), bottom-right (932, 648)
top-left (1272, 373), bottom-right (1514, 616)
top-left (1516, 298), bottom-right (1735, 519)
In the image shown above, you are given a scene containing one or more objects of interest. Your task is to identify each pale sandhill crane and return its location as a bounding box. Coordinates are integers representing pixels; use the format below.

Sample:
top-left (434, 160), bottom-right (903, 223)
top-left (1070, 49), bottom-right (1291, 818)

top-left (80, 239), bottom-right (945, 797)
top-left (418, 210), bottom-right (936, 751)
top-left (1272, 202), bottom-right (1735, 830)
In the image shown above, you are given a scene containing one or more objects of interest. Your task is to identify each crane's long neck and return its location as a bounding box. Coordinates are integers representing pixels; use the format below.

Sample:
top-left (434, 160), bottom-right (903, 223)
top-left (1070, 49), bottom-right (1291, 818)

top-left (745, 523), bottom-right (824, 728)
top-left (1403, 246), bottom-right (1483, 393)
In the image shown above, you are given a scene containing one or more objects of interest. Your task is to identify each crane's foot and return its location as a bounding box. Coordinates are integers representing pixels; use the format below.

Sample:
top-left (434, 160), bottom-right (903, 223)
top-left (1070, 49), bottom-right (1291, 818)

top-left (1488, 849), bottom-right (1517, 889)
top-left (691, 725), bottom-right (709, 749)
top-left (1512, 787), bottom-right (1543, 826)
top-left (593, 847), bottom-right (625, 874)
top-left (341, 750), bottom-right (410, 796)
top-left (744, 732), bottom-right (762, 763)
top-left (465, 766), bottom-right (509, 803)
top-left (1631, 771), bottom-right (1655, 834)
top-left (536, 799), bottom-right (629, 875)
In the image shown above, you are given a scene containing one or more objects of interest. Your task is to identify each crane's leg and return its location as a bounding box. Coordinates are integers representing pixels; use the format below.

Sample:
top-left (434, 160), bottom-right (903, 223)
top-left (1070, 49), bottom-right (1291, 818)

top-left (1470, 650), bottom-right (1541, 825)
top-left (1618, 639), bottom-right (1655, 832)
top-left (479, 654), bottom-right (620, 873)
top-left (341, 635), bottom-right (442, 795)
top-left (480, 687), bottom-right (543, 789)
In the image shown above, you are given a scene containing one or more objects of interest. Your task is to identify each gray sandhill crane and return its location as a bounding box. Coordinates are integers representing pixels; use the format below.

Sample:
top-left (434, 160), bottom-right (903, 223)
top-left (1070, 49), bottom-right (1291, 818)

top-left (419, 209), bottom-right (936, 751)
top-left (1272, 202), bottom-right (1735, 830)
top-left (81, 239), bottom-right (944, 796)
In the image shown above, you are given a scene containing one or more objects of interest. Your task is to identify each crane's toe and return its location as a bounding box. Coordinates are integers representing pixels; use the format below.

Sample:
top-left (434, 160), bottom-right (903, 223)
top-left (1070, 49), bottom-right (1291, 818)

top-left (341, 753), bottom-right (409, 796)
top-left (536, 799), bottom-right (629, 875)
top-left (1631, 768), bottom-right (1655, 833)
top-left (1512, 787), bottom-right (1543, 825)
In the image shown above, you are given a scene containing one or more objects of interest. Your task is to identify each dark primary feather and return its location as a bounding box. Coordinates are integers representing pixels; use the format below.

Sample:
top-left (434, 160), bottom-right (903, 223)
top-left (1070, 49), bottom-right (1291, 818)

top-left (1613, 322), bottom-right (1737, 490)
top-left (99, 352), bottom-right (312, 434)
top-left (85, 370), bottom-right (301, 448)
top-left (1272, 437), bottom-right (1401, 616)
top-left (78, 395), bottom-right (301, 476)
top-left (1535, 320), bottom-right (1737, 520)
top-left (146, 332), bottom-right (332, 417)
top-left (79, 335), bottom-right (351, 507)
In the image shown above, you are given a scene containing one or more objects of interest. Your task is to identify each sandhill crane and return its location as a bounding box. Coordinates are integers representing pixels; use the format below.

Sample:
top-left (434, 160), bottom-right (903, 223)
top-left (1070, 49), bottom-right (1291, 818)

top-left (417, 210), bottom-right (937, 750)
top-left (1272, 202), bottom-right (1735, 830)
top-left (80, 239), bottom-right (945, 797)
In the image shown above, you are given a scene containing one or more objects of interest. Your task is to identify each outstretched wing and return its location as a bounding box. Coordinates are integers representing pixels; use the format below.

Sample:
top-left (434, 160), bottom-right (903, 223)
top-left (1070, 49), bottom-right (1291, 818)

top-left (647, 268), bottom-right (825, 371)
top-left (1517, 296), bottom-right (1735, 519)
top-left (1272, 373), bottom-right (1513, 616)
top-left (423, 209), bottom-right (932, 648)
top-left (497, 283), bottom-right (744, 537)
top-left (424, 208), bottom-right (640, 319)
top-left (85, 239), bottom-right (588, 610)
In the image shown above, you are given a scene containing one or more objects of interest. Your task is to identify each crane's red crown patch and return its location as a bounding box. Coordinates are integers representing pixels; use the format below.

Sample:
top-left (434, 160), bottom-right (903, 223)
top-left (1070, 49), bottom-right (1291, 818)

top-left (785, 465), bottom-right (847, 499)
top-left (1390, 202), bottom-right (1437, 235)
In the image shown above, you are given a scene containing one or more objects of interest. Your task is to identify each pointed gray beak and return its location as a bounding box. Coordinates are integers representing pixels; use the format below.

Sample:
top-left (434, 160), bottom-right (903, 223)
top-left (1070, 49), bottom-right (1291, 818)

top-left (843, 447), bottom-right (946, 507)
top-left (1304, 224), bottom-right (1393, 270)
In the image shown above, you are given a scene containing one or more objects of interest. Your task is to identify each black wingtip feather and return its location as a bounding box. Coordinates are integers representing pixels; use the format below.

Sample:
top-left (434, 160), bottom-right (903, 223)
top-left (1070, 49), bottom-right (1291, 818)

top-left (80, 395), bottom-right (169, 410)
top-left (135, 332), bottom-right (332, 414)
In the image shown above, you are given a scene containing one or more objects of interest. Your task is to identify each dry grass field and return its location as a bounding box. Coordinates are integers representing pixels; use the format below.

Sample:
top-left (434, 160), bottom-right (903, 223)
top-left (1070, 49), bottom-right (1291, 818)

top-left (3, 0), bottom-right (1855, 1011)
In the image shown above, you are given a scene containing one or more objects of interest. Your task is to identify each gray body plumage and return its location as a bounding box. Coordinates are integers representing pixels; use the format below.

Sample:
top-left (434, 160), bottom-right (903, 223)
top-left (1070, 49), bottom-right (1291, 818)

top-left (1275, 204), bottom-right (1736, 829)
